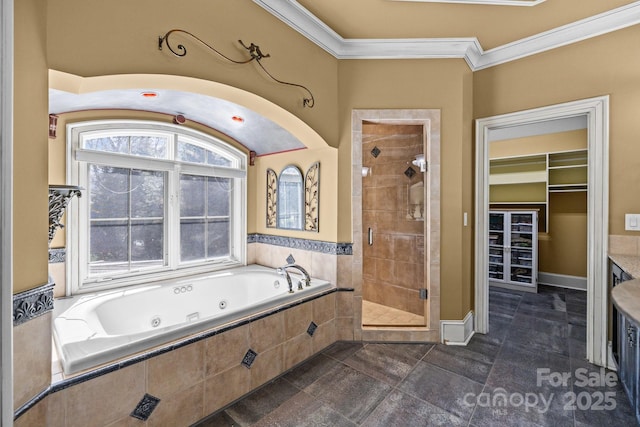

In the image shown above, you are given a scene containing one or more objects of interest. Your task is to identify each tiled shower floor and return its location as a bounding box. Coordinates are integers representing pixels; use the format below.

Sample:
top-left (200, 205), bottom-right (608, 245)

top-left (195, 286), bottom-right (639, 426)
top-left (362, 300), bottom-right (425, 326)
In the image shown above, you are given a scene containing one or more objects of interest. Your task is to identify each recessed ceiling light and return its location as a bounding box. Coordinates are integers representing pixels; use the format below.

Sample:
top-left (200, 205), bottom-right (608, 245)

top-left (141, 92), bottom-right (158, 98)
top-left (231, 115), bottom-right (245, 123)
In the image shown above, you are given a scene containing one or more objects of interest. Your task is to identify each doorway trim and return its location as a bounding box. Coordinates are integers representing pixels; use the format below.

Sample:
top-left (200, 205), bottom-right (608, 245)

top-left (474, 95), bottom-right (609, 366)
top-left (1, 0), bottom-right (14, 423)
top-left (352, 109), bottom-right (441, 342)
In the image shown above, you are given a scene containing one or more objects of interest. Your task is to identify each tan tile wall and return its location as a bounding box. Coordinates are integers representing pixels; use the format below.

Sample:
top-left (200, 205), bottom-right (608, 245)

top-left (609, 235), bottom-right (640, 256)
top-left (362, 123), bottom-right (426, 316)
top-left (14, 313), bottom-right (52, 410)
top-left (248, 240), bottom-right (355, 340)
top-left (41, 292), bottom-right (339, 426)
top-left (249, 242), bottom-right (338, 284)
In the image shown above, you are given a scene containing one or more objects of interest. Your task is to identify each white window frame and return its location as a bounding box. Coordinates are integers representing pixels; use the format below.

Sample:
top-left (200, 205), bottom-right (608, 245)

top-left (66, 120), bottom-right (247, 294)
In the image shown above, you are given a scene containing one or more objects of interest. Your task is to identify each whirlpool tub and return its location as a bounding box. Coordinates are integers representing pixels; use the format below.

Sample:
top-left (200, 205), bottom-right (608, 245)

top-left (53, 264), bottom-right (332, 374)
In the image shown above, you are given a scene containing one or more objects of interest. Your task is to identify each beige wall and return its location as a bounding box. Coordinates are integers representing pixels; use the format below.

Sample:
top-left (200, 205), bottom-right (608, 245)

top-left (46, 0), bottom-right (339, 147)
top-left (31, 0), bottom-right (640, 312)
top-left (337, 59), bottom-right (475, 320)
top-left (252, 148), bottom-right (338, 241)
top-left (474, 24), bottom-right (640, 237)
top-left (14, 0), bottom-right (49, 294)
top-left (490, 129), bottom-right (587, 158)
top-left (43, 1), bottom-right (479, 321)
top-left (45, 59), bottom-right (477, 320)
top-left (542, 192), bottom-right (588, 277)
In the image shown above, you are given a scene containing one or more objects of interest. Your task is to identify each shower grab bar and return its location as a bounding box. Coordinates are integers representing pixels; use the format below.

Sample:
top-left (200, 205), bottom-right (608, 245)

top-left (368, 228), bottom-right (373, 246)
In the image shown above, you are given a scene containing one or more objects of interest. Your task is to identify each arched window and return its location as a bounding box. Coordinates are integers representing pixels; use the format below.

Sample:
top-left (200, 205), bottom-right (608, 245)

top-left (67, 120), bottom-right (246, 293)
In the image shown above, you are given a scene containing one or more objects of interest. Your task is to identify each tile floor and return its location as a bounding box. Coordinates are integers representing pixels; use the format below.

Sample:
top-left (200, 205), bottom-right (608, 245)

top-left (195, 286), bottom-right (639, 426)
top-left (362, 300), bottom-right (425, 326)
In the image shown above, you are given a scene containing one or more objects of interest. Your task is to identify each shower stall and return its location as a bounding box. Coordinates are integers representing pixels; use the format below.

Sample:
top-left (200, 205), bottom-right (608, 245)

top-left (361, 123), bottom-right (427, 326)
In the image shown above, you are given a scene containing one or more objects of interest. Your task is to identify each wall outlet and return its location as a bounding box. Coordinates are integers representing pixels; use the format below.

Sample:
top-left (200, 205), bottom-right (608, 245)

top-left (625, 214), bottom-right (640, 231)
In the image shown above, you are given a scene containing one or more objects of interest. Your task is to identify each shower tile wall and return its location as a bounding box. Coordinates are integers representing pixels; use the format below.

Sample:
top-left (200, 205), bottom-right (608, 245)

top-left (362, 123), bottom-right (425, 317)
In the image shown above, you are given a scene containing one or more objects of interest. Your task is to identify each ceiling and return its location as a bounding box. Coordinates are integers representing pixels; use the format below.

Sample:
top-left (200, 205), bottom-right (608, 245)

top-left (49, 88), bottom-right (305, 156)
top-left (49, 0), bottom-right (640, 154)
top-left (294, 0), bottom-right (636, 50)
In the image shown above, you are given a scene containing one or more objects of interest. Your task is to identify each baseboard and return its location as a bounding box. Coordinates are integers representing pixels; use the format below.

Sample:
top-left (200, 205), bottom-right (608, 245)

top-left (440, 311), bottom-right (474, 345)
top-left (538, 272), bottom-right (587, 291)
top-left (607, 341), bottom-right (618, 371)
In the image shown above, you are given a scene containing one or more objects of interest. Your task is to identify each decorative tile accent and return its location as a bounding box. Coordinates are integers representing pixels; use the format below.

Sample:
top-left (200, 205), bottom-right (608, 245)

top-left (130, 394), bottom-right (161, 421)
top-left (307, 321), bottom-right (318, 337)
top-left (242, 349), bottom-right (258, 368)
top-left (13, 282), bottom-right (54, 326)
top-left (49, 248), bottom-right (66, 264)
top-left (371, 146), bottom-right (381, 158)
top-left (247, 234), bottom-right (353, 255)
top-left (286, 254), bottom-right (296, 264)
top-left (404, 166), bottom-right (416, 179)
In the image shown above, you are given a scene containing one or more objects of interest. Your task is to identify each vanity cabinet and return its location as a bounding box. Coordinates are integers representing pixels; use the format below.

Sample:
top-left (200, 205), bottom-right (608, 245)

top-left (489, 210), bottom-right (538, 291)
top-left (618, 310), bottom-right (640, 423)
top-left (618, 312), bottom-right (637, 403)
top-left (611, 261), bottom-right (633, 365)
top-left (612, 275), bottom-right (640, 425)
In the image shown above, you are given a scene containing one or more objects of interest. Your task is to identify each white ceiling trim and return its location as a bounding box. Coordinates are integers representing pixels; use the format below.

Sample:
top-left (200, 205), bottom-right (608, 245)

top-left (389, 0), bottom-right (545, 6)
top-left (254, 0), bottom-right (640, 71)
top-left (474, 1), bottom-right (640, 70)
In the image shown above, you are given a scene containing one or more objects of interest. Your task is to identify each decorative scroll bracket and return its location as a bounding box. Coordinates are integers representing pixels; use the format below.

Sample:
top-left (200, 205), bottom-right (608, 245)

top-left (158, 29), bottom-right (315, 108)
top-left (49, 185), bottom-right (82, 244)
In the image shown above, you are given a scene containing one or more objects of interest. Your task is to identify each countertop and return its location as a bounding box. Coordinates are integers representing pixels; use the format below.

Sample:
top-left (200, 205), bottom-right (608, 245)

top-left (610, 254), bottom-right (640, 279)
top-left (612, 279), bottom-right (640, 329)
top-left (610, 254), bottom-right (640, 327)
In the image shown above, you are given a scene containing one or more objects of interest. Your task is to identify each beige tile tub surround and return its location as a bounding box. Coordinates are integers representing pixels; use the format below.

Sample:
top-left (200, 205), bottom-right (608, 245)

top-left (43, 292), bottom-right (338, 426)
top-left (247, 238), bottom-right (355, 340)
top-left (14, 313), bottom-right (52, 410)
top-left (248, 241), bottom-right (338, 284)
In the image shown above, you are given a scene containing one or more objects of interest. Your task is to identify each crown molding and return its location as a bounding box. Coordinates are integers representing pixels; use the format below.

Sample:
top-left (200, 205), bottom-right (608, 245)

top-left (474, 1), bottom-right (640, 70)
top-left (389, 0), bottom-right (545, 5)
top-left (254, 0), bottom-right (640, 70)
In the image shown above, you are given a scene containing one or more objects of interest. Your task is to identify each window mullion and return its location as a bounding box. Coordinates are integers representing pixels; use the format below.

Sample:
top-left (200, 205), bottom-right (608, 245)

top-left (167, 167), bottom-right (179, 269)
top-left (204, 178), bottom-right (209, 260)
top-left (128, 169), bottom-right (133, 272)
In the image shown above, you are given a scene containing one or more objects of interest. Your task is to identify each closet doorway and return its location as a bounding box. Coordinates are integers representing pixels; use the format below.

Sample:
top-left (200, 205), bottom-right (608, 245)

top-left (475, 96), bottom-right (609, 367)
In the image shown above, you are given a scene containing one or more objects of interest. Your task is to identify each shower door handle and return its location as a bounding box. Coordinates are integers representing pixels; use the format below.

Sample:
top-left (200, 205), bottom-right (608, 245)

top-left (368, 228), bottom-right (373, 246)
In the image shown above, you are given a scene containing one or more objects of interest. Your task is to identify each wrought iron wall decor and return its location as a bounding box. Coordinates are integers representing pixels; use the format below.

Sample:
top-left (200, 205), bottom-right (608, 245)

top-left (266, 162), bottom-right (320, 232)
top-left (158, 29), bottom-right (315, 108)
top-left (266, 168), bottom-right (278, 228)
top-left (304, 162), bottom-right (320, 232)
